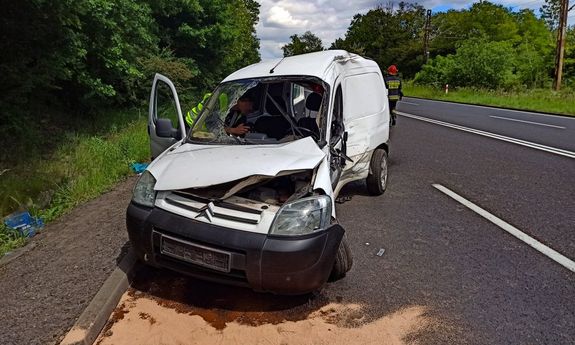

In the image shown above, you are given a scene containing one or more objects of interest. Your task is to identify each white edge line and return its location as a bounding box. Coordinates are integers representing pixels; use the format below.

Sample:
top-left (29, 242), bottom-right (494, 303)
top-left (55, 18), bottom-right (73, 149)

top-left (432, 184), bottom-right (575, 274)
top-left (404, 97), bottom-right (575, 120)
top-left (400, 101), bottom-right (419, 106)
top-left (489, 115), bottom-right (566, 129)
top-left (397, 111), bottom-right (575, 159)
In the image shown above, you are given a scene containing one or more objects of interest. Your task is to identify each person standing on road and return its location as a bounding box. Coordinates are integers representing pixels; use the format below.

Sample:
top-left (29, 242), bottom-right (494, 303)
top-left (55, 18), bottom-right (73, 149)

top-left (384, 65), bottom-right (403, 126)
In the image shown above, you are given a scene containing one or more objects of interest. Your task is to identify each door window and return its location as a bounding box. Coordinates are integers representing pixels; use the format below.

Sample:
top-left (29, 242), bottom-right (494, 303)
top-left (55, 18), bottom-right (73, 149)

top-left (331, 85), bottom-right (344, 144)
top-left (154, 82), bottom-right (180, 128)
top-left (290, 83), bottom-right (306, 119)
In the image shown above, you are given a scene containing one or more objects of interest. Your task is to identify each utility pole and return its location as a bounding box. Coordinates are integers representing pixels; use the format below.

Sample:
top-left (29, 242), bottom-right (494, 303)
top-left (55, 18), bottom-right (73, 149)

top-left (423, 9), bottom-right (432, 64)
top-left (553, 0), bottom-right (569, 91)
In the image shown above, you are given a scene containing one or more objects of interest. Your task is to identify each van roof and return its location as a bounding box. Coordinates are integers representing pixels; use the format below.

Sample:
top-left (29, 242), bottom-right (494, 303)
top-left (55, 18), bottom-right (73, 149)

top-left (222, 50), bottom-right (380, 86)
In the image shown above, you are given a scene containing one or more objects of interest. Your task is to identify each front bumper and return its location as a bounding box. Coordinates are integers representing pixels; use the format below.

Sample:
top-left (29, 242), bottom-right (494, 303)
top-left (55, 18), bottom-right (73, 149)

top-left (126, 202), bottom-right (345, 294)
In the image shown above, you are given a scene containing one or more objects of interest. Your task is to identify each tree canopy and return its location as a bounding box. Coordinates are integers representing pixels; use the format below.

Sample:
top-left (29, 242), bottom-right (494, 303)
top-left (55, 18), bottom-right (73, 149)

top-left (0, 0), bottom-right (261, 161)
top-left (282, 31), bottom-right (324, 57)
top-left (330, 2), bottom-right (426, 78)
top-left (324, 0), bottom-right (571, 89)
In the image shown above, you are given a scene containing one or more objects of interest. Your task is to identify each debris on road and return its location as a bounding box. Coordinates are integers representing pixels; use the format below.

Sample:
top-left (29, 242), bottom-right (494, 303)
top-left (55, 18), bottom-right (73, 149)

top-left (335, 195), bottom-right (353, 204)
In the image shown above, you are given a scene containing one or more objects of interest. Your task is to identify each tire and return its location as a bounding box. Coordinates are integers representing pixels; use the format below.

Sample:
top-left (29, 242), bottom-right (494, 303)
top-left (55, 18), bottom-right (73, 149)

top-left (366, 148), bottom-right (388, 196)
top-left (329, 235), bottom-right (353, 281)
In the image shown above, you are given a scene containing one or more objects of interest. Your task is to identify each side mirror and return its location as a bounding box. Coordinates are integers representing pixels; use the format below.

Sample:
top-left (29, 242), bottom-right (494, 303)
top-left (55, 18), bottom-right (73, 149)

top-left (156, 118), bottom-right (177, 138)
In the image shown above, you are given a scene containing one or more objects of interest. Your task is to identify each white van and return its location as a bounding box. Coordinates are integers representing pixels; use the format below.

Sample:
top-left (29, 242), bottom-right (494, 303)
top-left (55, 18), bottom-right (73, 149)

top-left (127, 50), bottom-right (391, 294)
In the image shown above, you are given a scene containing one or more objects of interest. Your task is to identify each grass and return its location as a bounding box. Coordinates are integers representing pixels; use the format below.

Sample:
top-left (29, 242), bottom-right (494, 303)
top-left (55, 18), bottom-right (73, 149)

top-left (403, 83), bottom-right (575, 116)
top-left (0, 224), bottom-right (27, 256)
top-left (0, 110), bottom-right (150, 257)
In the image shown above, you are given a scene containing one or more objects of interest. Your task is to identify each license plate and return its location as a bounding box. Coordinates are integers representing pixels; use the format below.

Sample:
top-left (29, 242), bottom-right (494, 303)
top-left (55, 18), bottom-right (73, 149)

top-left (160, 234), bottom-right (231, 273)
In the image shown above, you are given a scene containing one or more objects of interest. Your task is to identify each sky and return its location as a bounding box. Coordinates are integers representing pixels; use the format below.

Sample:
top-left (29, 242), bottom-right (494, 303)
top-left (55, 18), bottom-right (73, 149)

top-left (255, 0), bottom-right (575, 60)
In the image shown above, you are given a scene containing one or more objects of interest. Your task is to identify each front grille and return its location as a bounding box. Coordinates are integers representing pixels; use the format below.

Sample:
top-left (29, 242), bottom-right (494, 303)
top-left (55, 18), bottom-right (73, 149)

top-left (162, 192), bottom-right (263, 225)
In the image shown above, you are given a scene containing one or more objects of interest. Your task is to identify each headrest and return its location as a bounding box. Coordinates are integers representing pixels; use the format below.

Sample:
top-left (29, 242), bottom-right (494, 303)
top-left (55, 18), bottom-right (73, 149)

top-left (305, 93), bottom-right (322, 112)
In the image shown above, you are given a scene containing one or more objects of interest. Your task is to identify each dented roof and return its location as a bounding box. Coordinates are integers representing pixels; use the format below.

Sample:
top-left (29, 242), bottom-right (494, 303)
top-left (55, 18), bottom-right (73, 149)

top-left (222, 50), bottom-right (380, 86)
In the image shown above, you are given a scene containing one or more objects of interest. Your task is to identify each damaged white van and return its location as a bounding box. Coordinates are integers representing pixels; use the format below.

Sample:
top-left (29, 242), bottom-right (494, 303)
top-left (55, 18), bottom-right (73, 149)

top-left (127, 50), bottom-right (391, 294)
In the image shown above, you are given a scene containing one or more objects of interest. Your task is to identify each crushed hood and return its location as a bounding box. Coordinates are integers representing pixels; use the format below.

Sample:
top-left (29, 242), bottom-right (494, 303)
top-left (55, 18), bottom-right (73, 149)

top-left (148, 137), bottom-right (326, 191)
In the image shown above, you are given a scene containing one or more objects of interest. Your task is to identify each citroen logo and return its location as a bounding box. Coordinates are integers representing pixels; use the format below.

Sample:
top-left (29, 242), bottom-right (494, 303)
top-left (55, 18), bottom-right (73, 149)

top-left (195, 202), bottom-right (215, 223)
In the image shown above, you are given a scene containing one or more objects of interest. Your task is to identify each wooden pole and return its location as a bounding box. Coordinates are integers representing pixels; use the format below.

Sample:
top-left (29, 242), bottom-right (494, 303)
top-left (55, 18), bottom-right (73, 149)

top-left (423, 9), bottom-right (432, 64)
top-left (553, 0), bottom-right (569, 91)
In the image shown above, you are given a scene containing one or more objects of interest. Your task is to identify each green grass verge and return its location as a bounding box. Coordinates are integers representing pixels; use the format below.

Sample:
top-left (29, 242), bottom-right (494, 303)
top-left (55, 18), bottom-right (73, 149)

top-left (0, 111), bottom-right (150, 257)
top-left (0, 224), bottom-right (27, 257)
top-left (403, 83), bottom-right (575, 116)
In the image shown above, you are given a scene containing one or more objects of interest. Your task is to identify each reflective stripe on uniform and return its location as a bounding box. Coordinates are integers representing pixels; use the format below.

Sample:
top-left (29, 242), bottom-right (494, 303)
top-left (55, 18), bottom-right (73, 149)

top-left (185, 93), bottom-right (212, 127)
top-left (386, 78), bottom-right (401, 101)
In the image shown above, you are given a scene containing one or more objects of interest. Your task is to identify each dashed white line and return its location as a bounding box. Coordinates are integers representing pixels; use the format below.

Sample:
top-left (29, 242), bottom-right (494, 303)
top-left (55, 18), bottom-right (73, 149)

top-left (489, 115), bottom-right (566, 129)
top-left (399, 101), bottom-right (419, 106)
top-left (396, 111), bottom-right (575, 159)
top-left (432, 184), bottom-right (575, 274)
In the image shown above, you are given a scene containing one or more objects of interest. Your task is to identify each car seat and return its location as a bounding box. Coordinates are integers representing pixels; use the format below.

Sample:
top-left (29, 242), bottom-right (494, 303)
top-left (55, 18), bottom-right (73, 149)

top-left (296, 92), bottom-right (322, 138)
top-left (253, 115), bottom-right (291, 140)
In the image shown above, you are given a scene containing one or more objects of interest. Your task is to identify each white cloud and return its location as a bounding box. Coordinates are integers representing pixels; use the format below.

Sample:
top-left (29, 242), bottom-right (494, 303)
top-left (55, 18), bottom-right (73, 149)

top-left (255, 0), bottom-right (566, 60)
top-left (266, 5), bottom-right (309, 28)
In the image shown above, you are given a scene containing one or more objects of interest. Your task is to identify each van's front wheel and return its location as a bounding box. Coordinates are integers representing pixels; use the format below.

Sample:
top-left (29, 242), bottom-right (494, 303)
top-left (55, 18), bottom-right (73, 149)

top-left (366, 148), bottom-right (388, 196)
top-left (329, 235), bottom-right (353, 281)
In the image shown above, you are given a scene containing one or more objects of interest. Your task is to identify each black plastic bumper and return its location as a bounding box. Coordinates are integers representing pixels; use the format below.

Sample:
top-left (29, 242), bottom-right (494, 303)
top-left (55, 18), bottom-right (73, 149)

top-left (126, 202), bottom-right (345, 294)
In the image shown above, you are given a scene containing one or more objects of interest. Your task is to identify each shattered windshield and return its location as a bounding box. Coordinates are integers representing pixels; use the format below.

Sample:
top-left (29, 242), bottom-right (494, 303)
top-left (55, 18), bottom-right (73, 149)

top-left (188, 78), bottom-right (328, 145)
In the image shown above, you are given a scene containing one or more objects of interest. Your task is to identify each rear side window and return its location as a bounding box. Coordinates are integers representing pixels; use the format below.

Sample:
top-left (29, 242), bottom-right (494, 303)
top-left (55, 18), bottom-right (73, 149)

top-left (343, 73), bottom-right (385, 120)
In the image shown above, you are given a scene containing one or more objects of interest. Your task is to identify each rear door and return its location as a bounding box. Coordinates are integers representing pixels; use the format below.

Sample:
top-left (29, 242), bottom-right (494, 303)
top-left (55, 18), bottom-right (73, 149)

top-left (148, 74), bottom-right (186, 159)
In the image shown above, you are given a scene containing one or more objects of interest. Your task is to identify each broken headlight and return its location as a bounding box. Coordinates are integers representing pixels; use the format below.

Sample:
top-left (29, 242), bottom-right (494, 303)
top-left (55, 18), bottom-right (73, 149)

top-left (270, 195), bottom-right (332, 236)
top-left (132, 171), bottom-right (157, 207)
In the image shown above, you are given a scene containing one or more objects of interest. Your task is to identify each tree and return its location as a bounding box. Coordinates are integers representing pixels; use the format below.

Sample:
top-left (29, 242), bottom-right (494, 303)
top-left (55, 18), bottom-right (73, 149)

top-left (330, 2), bottom-right (426, 78)
top-left (282, 31), bottom-right (324, 57)
top-left (540, 0), bottom-right (562, 30)
top-left (146, 0), bottom-right (260, 92)
top-left (0, 0), bottom-right (261, 162)
top-left (430, 2), bottom-right (521, 58)
top-left (415, 39), bottom-right (518, 89)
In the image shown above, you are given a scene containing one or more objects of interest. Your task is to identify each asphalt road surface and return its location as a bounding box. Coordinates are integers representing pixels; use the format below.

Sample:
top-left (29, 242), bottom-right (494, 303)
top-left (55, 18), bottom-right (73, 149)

top-left (106, 99), bottom-right (575, 345)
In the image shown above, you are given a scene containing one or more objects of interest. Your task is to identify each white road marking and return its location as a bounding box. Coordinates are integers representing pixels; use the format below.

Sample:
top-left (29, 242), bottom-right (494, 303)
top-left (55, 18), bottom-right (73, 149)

top-left (432, 184), bottom-right (575, 274)
top-left (396, 111), bottom-right (575, 159)
top-left (489, 115), bottom-right (566, 129)
top-left (399, 101), bottom-right (419, 106)
top-left (405, 97), bottom-right (575, 120)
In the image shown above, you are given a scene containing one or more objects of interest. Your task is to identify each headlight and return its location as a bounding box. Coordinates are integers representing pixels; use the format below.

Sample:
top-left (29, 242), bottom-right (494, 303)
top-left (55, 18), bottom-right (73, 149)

top-left (270, 195), bottom-right (332, 236)
top-left (132, 171), bottom-right (157, 207)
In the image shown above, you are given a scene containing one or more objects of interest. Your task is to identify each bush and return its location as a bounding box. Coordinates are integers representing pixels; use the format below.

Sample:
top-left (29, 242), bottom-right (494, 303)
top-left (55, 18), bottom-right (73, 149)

top-left (414, 35), bottom-right (559, 91)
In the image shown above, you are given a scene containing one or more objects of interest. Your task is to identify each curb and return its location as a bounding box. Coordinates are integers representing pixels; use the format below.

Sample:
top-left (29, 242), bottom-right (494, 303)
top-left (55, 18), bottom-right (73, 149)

top-left (59, 250), bottom-right (137, 345)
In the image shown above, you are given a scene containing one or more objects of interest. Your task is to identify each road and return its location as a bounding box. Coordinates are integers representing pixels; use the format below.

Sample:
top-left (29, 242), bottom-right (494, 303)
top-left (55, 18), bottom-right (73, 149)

top-left (97, 99), bottom-right (575, 345)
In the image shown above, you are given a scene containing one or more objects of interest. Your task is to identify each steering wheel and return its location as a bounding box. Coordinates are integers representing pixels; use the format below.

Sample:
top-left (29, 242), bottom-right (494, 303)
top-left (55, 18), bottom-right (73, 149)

top-left (286, 126), bottom-right (320, 141)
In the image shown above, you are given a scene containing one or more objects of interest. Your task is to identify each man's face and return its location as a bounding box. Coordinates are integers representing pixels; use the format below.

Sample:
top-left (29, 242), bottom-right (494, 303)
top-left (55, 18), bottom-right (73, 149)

top-left (237, 98), bottom-right (253, 114)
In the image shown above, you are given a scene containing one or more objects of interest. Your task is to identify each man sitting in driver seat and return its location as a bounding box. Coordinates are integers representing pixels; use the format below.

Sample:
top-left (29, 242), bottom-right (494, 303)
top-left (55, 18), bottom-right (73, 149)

top-left (225, 94), bottom-right (254, 136)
